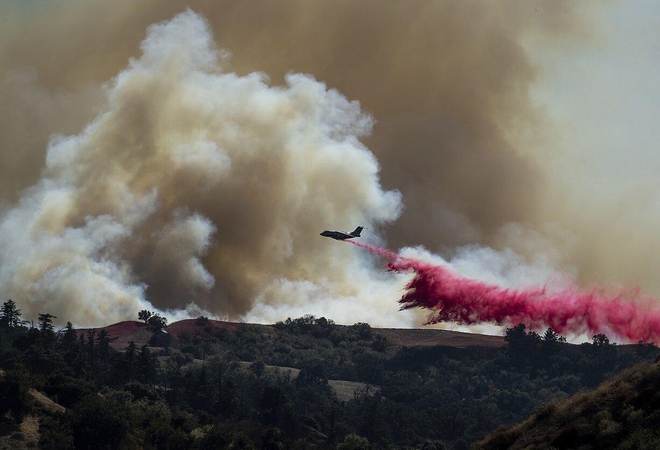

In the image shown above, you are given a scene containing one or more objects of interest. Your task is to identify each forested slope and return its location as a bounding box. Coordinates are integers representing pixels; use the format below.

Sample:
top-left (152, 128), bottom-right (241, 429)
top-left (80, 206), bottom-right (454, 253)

top-left (1, 300), bottom-right (659, 449)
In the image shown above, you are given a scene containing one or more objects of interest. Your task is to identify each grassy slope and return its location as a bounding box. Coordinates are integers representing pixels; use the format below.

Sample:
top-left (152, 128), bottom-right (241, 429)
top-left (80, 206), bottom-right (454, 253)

top-left (0, 416), bottom-right (39, 450)
top-left (476, 361), bottom-right (660, 450)
top-left (0, 391), bottom-right (64, 450)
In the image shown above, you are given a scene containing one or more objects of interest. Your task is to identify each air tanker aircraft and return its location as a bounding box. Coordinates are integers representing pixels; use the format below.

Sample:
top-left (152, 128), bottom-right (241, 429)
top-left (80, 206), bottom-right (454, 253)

top-left (320, 226), bottom-right (364, 240)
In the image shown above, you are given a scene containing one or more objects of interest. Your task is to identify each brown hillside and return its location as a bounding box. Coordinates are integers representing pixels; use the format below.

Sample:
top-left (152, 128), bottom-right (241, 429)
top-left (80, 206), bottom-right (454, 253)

top-left (83, 319), bottom-right (504, 350)
top-left (79, 321), bottom-right (153, 349)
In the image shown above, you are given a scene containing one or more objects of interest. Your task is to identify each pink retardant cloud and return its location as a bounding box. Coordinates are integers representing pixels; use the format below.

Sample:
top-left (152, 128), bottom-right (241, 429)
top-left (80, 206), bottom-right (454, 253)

top-left (350, 241), bottom-right (660, 342)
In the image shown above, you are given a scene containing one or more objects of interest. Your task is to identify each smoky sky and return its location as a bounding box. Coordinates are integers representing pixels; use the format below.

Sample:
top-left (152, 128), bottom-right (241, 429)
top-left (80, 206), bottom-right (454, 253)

top-left (0, 1), bottom-right (607, 325)
top-left (0, 0), bottom-right (591, 223)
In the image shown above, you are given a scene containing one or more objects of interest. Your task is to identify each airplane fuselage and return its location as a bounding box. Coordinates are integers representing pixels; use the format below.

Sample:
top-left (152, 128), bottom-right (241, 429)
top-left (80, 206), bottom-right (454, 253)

top-left (320, 226), bottom-right (363, 240)
top-left (320, 231), bottom-right (355, 240)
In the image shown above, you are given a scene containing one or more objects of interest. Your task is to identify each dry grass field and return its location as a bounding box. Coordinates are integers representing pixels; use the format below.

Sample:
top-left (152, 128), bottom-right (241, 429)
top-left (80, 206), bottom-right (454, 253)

top-left (84, 319), bottom-right (504, 351)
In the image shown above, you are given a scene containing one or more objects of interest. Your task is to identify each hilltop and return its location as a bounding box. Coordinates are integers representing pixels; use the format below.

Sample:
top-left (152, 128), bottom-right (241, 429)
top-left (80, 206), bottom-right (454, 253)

top-left (82, 319), bottom-right (505, 351)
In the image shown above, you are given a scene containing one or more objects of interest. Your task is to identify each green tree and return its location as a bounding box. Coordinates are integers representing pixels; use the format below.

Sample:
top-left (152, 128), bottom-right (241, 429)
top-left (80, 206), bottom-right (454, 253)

top-left (61, 322), bottom-right (77, 348)
top-left (261, 427), bottom-right (285, 450)
top-left (138, 344), bottom-right (159, 384)
top-left (541, 328), bottom-right (566, 358)
top-left (138, 310), bottom-right (152, 323)
top-left (70, 395), bottom-right (129, 450)
top-left (0, 369), bottom-right (30, 423)
top-left (259, 386), bottom-right (288, 425)
top-left (230, 432), bottom-right (255, 450)
top-left (250, 360), bottom-right (267, 378)
top-left (353, 322), bottom-right (373, 340)
top-left (120, 341), bottom-right (138, 382)
top-left (593, 333), bottom-right (611, 347)
top-left (96, 329), bottom-right (116, 363)
top-left (296, 359), bottom-right (329, 387)
top-left (36, 313), bottom-right (58, 349)
top-left (505, 324), bottom-right (541, 368)
top-left (543, 328), bottom-right (566, 345)
top-left (371, 335), bottom-right (387, 353)
top-left (635, 340), bottom-right (659, 360)
top-left (338, 434), bottom-right (372, 450)
top-left (129, 400), bottom-right (173, 449)
top-left (86, 329), bottom-right (96, 370)
top-left (0, 299), bottom-right (23, 328)
top-left (38, 313), bottom-right (57, 332)
top-left (39, 412), bottom-right (75, 450)
top-left (147, 314), bottom-right (168, 333)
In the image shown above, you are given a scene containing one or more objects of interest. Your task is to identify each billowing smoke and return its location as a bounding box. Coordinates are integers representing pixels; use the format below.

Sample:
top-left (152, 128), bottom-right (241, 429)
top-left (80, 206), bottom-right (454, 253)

top-left (0, 11), bottom-right (402, 325)
top-left (0, 0), bottom-right (600, 253)
top-left (3, 1), bottom-right (642, 330)
top-left (352, 241), bottom-right (660, 343)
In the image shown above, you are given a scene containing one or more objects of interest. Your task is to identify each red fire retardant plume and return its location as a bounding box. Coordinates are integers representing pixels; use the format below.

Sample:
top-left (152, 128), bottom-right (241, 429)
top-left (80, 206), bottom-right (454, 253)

top-left (350, 241), bottom-right (660, 342)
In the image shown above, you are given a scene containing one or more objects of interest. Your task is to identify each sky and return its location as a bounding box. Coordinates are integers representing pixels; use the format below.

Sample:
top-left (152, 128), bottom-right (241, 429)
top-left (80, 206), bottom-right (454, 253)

top-left (1, 0), bottom-right (660, 340)
top-left (531, 1), bottom-right (660, 189)
top-left (527, 1), bottom-right (660, 289)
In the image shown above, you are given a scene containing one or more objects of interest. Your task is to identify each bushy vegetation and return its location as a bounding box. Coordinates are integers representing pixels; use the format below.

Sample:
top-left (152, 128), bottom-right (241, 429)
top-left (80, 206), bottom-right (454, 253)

top-left (1, 301), bottom-right (659, 449)
top-left (476, 362), bottom-right (660, 449)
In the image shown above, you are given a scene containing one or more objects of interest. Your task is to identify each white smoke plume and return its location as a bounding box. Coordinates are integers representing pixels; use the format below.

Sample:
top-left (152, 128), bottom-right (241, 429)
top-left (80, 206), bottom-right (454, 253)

top-left (0, 11), bottom-right (405, 326)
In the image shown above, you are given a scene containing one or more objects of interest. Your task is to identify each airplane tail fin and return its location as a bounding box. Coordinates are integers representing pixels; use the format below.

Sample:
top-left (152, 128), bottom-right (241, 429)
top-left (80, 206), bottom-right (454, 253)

top-left (351, 226), bottom-right (364, 237)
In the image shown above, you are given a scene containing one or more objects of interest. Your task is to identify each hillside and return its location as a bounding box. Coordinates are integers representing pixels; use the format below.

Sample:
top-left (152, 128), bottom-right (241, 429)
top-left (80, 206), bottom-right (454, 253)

top-left (82, 319), bottom-right (503, 404)
top-left (3, 309), bottom-right (660, 449)
top-left (84, 319), bottom-right (505, 351)
top-left (81, 319), bottom-right (275, 349)
top-left (476, 361), bottom-right (660, 450)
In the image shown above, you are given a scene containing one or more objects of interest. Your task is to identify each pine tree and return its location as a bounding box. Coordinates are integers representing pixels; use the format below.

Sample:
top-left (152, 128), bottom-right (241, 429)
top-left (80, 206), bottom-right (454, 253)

top-left (0, 299), bottom-right (22, 328)
top-left (86, 329), bottom-right (96, 365)
top-left (138, 345), bottom-right (158, 384)
top-left (38, 313), bottom-right (58, 348)
top-left (122, 341), bottom-right (137, 382)
top-left (96, 329), bottom-right (115, 363)
top-left (62, 322), bottom-right (77, 348)
top-left (38, 313), bottom-right (57, 332)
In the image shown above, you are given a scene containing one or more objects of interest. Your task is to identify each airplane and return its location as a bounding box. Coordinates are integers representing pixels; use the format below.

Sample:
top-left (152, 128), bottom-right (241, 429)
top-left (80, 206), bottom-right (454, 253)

top-left (320, 226), bottom-right (364, 240)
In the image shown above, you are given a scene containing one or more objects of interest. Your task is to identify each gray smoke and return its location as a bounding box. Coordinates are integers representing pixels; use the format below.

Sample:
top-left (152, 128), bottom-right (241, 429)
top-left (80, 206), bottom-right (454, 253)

top-left (0, 11), bottom-right (403, 325)
top-left (0, 2), bottom-right (619, 329)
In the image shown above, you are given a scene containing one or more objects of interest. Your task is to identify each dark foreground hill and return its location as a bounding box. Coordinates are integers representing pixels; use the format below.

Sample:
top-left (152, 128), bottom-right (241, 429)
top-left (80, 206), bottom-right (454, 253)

top-left (476, 361), bottom-right (660, 450)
